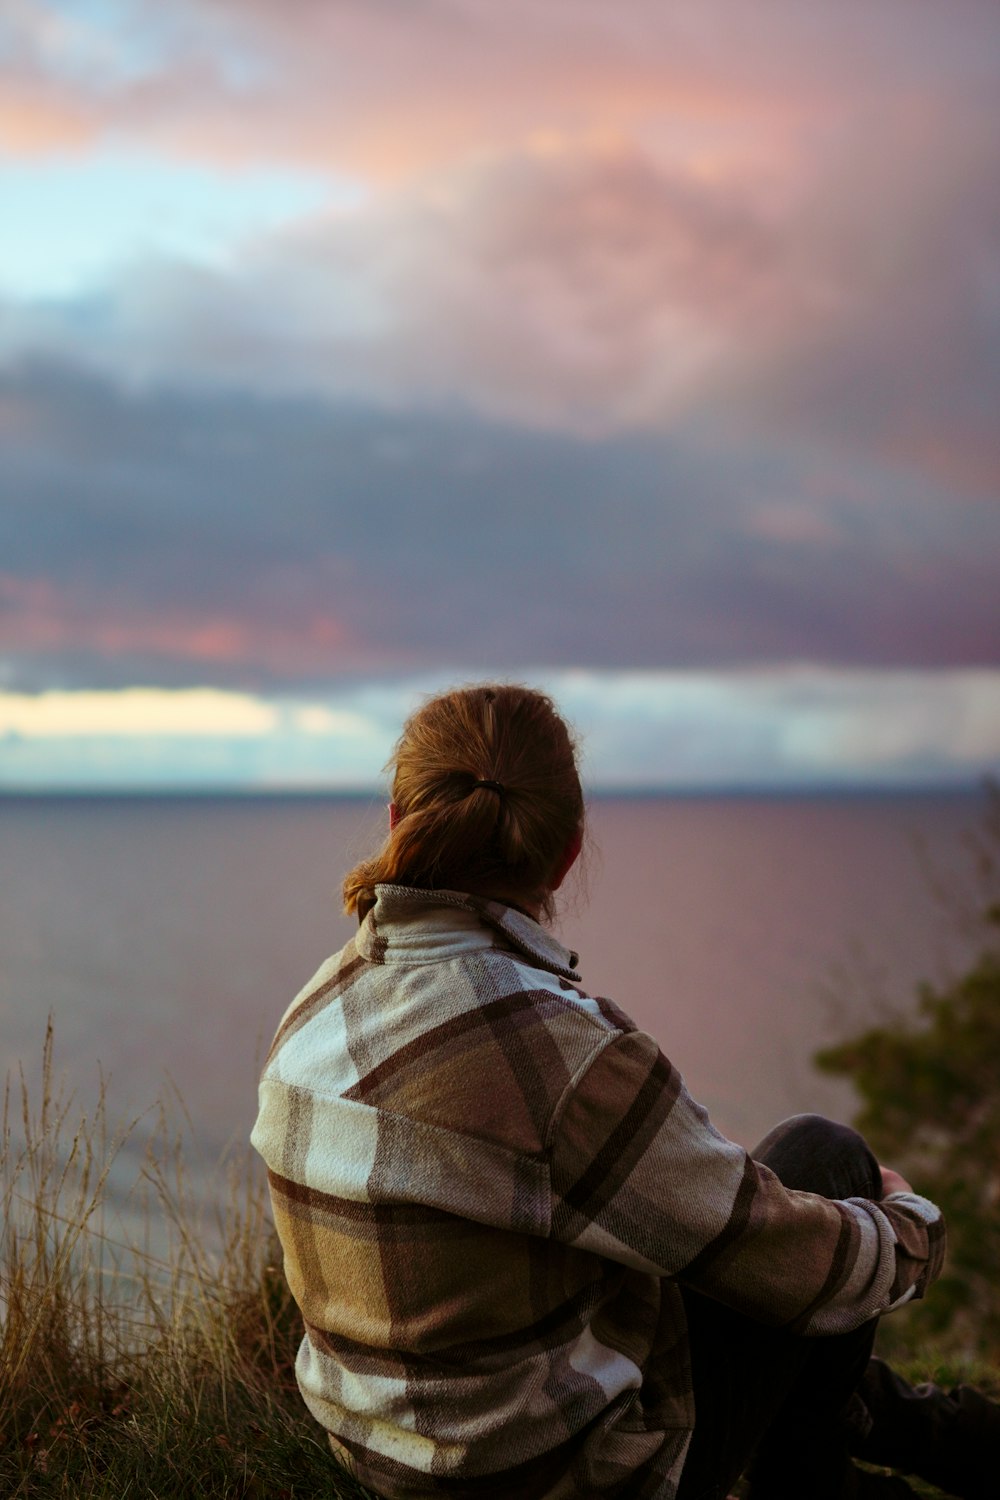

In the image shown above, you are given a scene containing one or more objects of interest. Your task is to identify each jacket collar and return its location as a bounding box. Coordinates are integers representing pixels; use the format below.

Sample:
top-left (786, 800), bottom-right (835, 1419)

top-left (359, 884), bottom-right (581, 981)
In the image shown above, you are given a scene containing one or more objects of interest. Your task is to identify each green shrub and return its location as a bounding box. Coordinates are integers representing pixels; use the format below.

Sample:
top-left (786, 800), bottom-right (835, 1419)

top-left (816, 785), bottom-right (1000, 1362)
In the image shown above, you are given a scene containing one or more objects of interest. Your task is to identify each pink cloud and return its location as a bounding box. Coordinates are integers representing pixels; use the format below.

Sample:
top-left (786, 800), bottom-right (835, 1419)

top-left (0, 140), bottom-right (799, 428)
top-left (1, 0), bottom-right (997, 500)
top-left (0, 573), bottom-right (360, 676)
top-left (746, 504), bottom-right (843, 547)
top-left (4, 0), bottom-right (989, 181)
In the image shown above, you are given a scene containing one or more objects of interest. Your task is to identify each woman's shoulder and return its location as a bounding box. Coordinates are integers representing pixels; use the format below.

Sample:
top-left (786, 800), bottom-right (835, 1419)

top-left (261, 914), bottom-right (640, 1161)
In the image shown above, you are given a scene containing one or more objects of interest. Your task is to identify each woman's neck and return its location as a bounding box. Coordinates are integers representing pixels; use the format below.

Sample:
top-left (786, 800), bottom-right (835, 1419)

top-left (462, 881), bottom-right (544, 922)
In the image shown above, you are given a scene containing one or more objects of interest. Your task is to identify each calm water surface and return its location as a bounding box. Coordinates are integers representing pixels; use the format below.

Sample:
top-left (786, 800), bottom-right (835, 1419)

top-left (1, 792), bottom-right (984, 1177)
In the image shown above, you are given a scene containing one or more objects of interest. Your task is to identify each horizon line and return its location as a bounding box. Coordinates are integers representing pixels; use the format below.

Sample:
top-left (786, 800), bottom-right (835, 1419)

top-left (1, 779), bottom-right (991, 801)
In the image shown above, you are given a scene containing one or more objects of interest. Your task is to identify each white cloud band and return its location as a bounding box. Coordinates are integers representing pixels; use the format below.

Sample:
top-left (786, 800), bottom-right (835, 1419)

top-left (2, 668), bottom-right (997, 791)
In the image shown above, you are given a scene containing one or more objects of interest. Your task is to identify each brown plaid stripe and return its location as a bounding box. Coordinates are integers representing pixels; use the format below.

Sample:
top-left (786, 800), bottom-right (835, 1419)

top-left (252, 885), bottom-right (946, 1498)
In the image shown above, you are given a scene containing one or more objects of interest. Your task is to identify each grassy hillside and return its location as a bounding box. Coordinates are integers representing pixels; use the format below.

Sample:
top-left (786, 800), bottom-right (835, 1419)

top-left (3, 1029), bottom-right (993, 1498)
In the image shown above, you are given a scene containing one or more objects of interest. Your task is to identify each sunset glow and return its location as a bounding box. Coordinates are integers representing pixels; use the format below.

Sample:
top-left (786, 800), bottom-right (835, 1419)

top-left (1, 0), bottom-right (998, 789)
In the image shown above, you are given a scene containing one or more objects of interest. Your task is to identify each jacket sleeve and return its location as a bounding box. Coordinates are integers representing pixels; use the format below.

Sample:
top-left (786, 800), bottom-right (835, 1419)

top-left (547, 1029), bottom-right (946, 1334)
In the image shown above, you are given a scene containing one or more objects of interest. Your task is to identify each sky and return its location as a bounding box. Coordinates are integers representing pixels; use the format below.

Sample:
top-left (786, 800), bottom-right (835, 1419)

top-left (1, 0), bottom-right (999, 790)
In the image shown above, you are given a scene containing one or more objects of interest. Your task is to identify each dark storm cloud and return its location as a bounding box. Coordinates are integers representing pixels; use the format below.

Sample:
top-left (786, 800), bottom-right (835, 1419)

top-left (3, 361), bottom-right (998, 692)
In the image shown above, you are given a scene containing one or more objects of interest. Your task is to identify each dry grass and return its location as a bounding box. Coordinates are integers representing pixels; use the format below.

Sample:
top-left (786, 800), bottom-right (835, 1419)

top-left (0, 1021), bottom-right (376, 1498)
top-left (2, 1026), bottom-right (995, 1498)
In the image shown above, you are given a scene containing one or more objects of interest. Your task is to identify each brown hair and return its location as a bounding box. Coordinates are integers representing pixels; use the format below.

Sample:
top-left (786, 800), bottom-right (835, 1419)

top-left (342, 683), bottom-right (584, 919)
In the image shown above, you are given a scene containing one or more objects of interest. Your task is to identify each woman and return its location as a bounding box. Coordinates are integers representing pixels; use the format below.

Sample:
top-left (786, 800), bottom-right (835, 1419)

top-left (251, 683), bottom-right (951, 1499)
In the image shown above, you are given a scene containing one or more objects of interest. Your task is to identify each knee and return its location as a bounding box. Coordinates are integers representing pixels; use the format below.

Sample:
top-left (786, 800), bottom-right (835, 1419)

top-left (752, 1114), bottom-right (881, 1201)
top-left (756, 1112), bottom-right (863, 1156)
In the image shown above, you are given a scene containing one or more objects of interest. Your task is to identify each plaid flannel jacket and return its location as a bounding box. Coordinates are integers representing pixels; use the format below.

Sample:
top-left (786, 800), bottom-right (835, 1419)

top-left (251, 885), bottom-right (945, 1499)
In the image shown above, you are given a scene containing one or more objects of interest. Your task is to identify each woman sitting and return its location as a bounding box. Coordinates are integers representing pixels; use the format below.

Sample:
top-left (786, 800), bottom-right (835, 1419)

top-left (252, 683), bottom-right (967, 1499)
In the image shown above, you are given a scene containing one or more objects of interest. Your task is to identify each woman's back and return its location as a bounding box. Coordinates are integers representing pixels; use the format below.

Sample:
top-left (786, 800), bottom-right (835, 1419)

top-left (252, 883), bottom-right (695, 1495)
top-left (252, 685), bottom-right (947, 1499)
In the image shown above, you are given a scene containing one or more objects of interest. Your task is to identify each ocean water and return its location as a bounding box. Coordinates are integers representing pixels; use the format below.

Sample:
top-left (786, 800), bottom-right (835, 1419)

top-left (1, 791), bottom-right (986, 1181)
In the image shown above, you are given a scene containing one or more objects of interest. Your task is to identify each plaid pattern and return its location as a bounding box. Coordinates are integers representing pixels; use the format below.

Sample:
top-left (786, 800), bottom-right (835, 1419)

top-left (251, 885), bottom-right (945, 1499)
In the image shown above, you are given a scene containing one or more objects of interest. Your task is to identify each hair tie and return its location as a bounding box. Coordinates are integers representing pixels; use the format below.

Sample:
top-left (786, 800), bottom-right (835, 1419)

top-left (472, 778), bottom-right (504, 796)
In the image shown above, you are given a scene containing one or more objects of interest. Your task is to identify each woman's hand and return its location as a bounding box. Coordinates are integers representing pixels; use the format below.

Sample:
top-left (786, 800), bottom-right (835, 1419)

top-left (879, 1164), bottom-right (914, 1197)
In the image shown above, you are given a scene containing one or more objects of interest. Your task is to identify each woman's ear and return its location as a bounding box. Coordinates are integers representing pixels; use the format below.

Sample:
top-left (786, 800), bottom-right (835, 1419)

top-left (388, 801), bottom-right (399, 831)
top-left (550, 828), bottom-right (583, 892)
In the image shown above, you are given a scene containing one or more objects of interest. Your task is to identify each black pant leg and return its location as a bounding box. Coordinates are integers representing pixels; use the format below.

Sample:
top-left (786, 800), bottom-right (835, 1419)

top-left (676, 1115), bottom-right (883, 1500)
